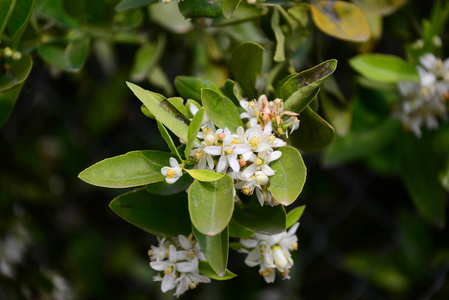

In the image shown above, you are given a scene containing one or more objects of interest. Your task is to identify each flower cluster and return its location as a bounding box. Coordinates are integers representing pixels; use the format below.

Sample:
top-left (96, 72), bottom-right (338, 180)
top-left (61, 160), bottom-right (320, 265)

top-left (239, 222), bottom-right (300, 283)
top-left (161, 95), bottom-right (300, 206)
top-left (148, 235), bottom-right (210, 297)
top-left (395, 53), bottom-right (449, 137)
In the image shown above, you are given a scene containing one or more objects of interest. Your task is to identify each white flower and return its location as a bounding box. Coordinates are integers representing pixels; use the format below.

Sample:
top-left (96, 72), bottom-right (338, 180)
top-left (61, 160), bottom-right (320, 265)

top-left (176, 235), bottom-right (206, 262)
top-left (161, 157), bottom-right (183, 184)
top-left (240, 95), bottom-right (265, 127)
top-left (148, 237), bottom-right (170, 262)
top-left (239, 223), bottom-right (299, 282)
top-left (191, 142), bottom-right (215, 170)
top-left (174, 270), bottom-right (211, 297)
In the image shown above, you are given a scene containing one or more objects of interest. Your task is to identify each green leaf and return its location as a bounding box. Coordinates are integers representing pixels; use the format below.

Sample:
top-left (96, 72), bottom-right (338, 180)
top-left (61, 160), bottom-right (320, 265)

top-left (212, 3), bottom-right (263, 26)
top-left (230, 42), bottom-right (264, 99)
top-left (0, 0), bottom-right (15, 38)
top-left (34, 0), bottom-right (80, 29)
top-left (288, 106), bottom-right (335, 152)
top-left (109, 188), bottom-right (191, 237)
top-left (65, 39), bottom-right (90, 71)
top-left (229, 218), bottom-right (253, 238)
top-left (146, 174), bottom-right (193, 195)
top-left (352, 0), bottom-right (406, 16)
top-left (130, 41), bottom-right (164, 82)
top-left (271, 7), bottom-right (285, 62)
top-left (193, 226), bottom-right (228, 276)
top-left (0, 82), bottom-right (23, 128)
top-left (198, 261), bottom-right (237, 280)
top-left (0, 54), bottom-right (32, 92)
top-left (178, 0), bottom-right (222, 19)
top-left (439, 161), bottom-right (449, 192)
top-left (201, 88), bottom-right (243, 132)
top-left (268, 146), bottom-right (306, 206)
top-left (6, 0), bottom-right (33, 48)
top-left (185, 108), bottom-right (204, 159)
top-left (79, 150), bottom-right (173, 188)
top-left (185, 169), bottom-right (225, 182)
top-left (282, 60), bottom-right (338, 113)
top-left (222, 79), bottom-right (240, 106)
top-left (222, 0), bottom-right (240, 19)
top-left (398, 131), bottom-right (446, 227)
top-left (157, 120), bottom-right (182, 161)
top-left (310, 0), bottom-right (370, 42)
top-left (127, 82), bottom-right (190, 141)
top-left (233, 196), bottom-right (286, 235)
top-left (174, 76), bottom-right (222, 103)
top-left (115, 0), bottom-right (157, 11)
top-left (286, 205), bottom-right (306, 228)
top-left (188, 175), bottom-right (234, 235)
top-left (350, 54), bottom-right (419, 83)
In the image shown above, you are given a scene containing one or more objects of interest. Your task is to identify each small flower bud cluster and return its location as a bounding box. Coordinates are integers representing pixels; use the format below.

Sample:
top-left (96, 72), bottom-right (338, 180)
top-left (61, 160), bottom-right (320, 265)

top-left (149, 235), bottom-right (210, 297)
top-left (239, 222), bottom-right (300, 283)
top-left (160, 95), bottom-right (301, 206)
top-left (394, 53), bottom-right (449, 137)
top-left (1, 47), bottom-right (22, 61)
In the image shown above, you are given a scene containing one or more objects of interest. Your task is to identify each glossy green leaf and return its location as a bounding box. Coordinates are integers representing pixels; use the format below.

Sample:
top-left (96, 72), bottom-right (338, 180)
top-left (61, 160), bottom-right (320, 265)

top-left (0, 82), bottom-right (23, 128)
top-left (0, 54), bottom-right (32, 92)
top-left (115, 0), bottom-right (157, 11)
top-left (310, 0), bottom-right (370, 42)
top-left (174, 76), bottom-right (222, 103)
top-left (109, 188), bottom-right (191, 237)
top-left (286, 205), bottom-right (306, 228)
top-left (193, 226), bottom-right (228, 276)
top-left (398, 131), bottom-right (446, 227)
top-left (222, 0), bottom-right (240, 19)
top-left (79, 150), bottom-right (173, 188)
top-left (229, 218), bottom-right (253, 238)
top-left (233, 196), bottom-right (286, 234)
top-left (146, 175), bottom-right (193, 195)
top-left (127, 82), bottom-right (190, 142)
top-left (188, 175), bottom-right (234, 235)
top-left (350, 54), bottom-right (419, 83)
top-left (65, 39), bottom-right (90, 71)
top-left (168, 97), bottom-right (189, 117)
top-left (185, 108), bottom-right (204, 159)
top-left (288, 106), bottom-right (335, 152)
top-left (0, 0), bottom-right (15, 38)
top-left (157, 120), bottom-right (182, 161)
top-left (201, 88), bottom-right (243, 132)
top-left (198, 261), bottom-right (237, 280)
top-left (268, 146), bottom-right (306, 206)
top-left (282, 60), bottom-right (338, 113)
top-left (230, 42), bottom-right (264, 99)
top-left (6, 0), bottom-right (33, 47)
top-left (185, 169), bottom-right (225, 182)
top-left (178, 0), bottom-right (222, 19)
top-left (221, 79), bottom-right (240, 106)
top-left (271, 7), bottom-right (285, 62)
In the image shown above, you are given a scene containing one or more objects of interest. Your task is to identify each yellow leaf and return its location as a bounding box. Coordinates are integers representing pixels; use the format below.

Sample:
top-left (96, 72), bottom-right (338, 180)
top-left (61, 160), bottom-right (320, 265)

top-left (352, 0), bottom-right (406, 17)
top-left (310, 1), bottom-right (371, 42)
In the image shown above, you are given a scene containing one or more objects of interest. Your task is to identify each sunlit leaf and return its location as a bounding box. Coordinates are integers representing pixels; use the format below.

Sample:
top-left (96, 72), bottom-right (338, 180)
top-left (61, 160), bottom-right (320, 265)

top-left (230, 42), bottom-right (264, 99)
top-left (185, 107), bottom-right (204, 159)
top-left (268, 146), bottom-right (306, 206)
top-left (310, 0), bottom-right (370, 42)
top-left (127, 82), bottom-right (190, 141)
top-left (185, 169), bottom-right (225, 182)
top-left (174, 76), bottom-right (222, 103)
top-left (79, 150), bottom-right (173, 188)
top-left (193, 226), bottom-right (228, 276)
top-left (201, 88), bottom-right (243, 132)
top-left (350, 54), bottom-right (419, 83)
top-left (286, 205), bottom-right (306, 228)
top-left (282, 59), bottom-right (337, 113)
top-left (109, 188), bottom-right (191, 237)
top-left (188, 175), bottom-right (234, 235)
top-left (271, 7), bottom-right (285, 62)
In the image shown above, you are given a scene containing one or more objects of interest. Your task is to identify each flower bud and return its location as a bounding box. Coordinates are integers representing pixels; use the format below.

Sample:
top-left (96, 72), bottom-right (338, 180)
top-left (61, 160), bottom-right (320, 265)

top-left (272, 246), bottom-right (288, 270)
top-left (254, 171), bottom-right (269, 185)
top-left (204, 134), bottom-right (215, 146)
